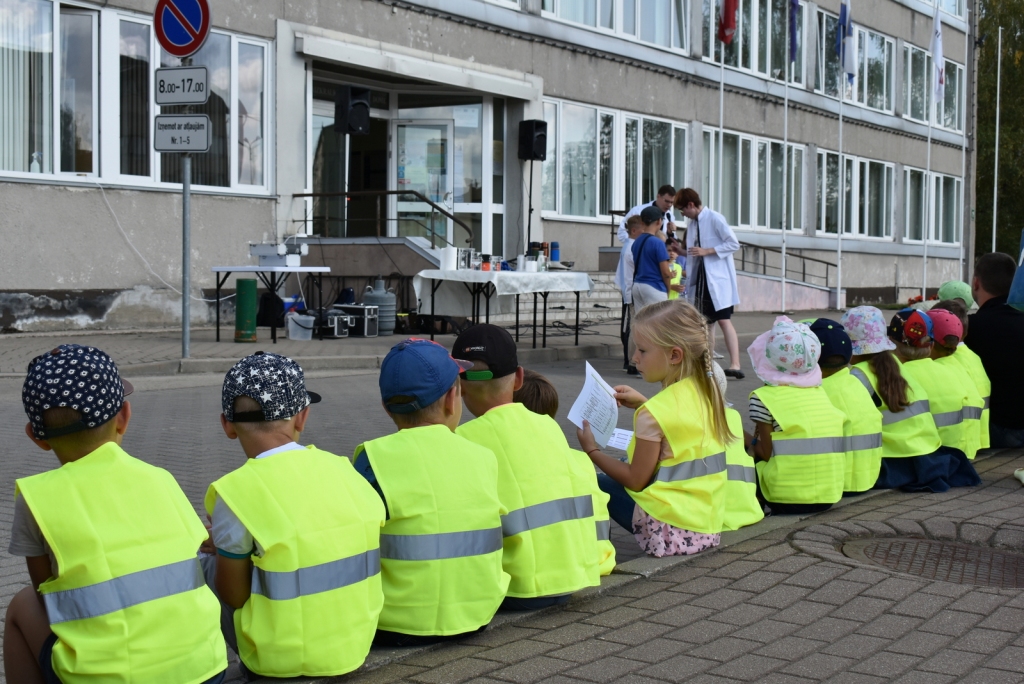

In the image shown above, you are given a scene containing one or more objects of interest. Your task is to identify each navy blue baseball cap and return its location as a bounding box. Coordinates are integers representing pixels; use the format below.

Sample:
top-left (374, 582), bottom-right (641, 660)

top-left (810, 318), bottom-right (852, 368)
top-left (23, 345), bottom-right (134, 439)
top-left (380, 339), bottom-right (473, 414)
top-left (640, 205), bottom-right (666, 225)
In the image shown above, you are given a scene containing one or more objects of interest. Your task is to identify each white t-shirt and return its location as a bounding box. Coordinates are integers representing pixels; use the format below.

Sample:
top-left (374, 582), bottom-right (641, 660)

top-left (8, 495), bottom-right (58, 576)
top-left (210, 442), bottom-right (305, 558)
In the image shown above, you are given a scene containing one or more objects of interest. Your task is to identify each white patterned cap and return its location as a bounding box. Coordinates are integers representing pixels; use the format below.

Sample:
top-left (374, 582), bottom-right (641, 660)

top-left (222, 352), bottom-right (321, 422)
top-left (23, 345), bottom-right (133, 439)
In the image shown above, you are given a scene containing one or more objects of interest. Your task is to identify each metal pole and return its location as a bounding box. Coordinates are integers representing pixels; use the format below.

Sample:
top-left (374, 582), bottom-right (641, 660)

top-left (923, 116), bottom-right (933, 299)
top-left (718, 39), bottom-right (725, 211)
top-left (837, 71), bottom-right (845, 310)
top-left (182, 153), bottom-right (191, 359)
top-left (781, 30), bottom-right (790, 313)
top-left (992, 27), bottom-right (1002, 253)
top-left (959, 6), bottom-right (969, 278)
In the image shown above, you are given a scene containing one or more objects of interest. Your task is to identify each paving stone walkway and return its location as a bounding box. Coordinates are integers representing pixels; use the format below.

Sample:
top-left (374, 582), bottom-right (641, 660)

top-left (340, 452), bottom-right (1024, 684)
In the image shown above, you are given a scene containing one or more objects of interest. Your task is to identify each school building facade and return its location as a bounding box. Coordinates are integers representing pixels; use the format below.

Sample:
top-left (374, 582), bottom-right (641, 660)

top-left (0, 0), bottom-right (975, 330)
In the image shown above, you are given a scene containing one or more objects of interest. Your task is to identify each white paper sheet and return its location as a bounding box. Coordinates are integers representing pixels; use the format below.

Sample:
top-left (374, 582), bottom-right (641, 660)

top-left (606, 429), bottom-right (634, 451)
top-left (567, 362), bottom-right (619, 448)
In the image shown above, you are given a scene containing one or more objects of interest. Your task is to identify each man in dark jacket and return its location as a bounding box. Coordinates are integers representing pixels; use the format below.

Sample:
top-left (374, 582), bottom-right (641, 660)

top-left (964, 253), bottom-right (1024, 448)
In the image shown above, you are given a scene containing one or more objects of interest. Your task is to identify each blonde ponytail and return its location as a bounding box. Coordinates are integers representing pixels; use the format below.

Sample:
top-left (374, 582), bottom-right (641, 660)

top-left (632, 300), bottom-right (735, 445)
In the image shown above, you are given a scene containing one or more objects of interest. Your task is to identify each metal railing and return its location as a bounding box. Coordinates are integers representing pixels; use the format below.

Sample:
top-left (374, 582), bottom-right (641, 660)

top-left (292, 190), bottom-right (474, 249)
top-left (736, 242), bottom-right (836, 289)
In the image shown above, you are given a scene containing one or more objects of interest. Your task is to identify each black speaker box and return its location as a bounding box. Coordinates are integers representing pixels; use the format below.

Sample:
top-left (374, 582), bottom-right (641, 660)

top-left (518, 119), bottom-right (547, 161)
top-left (334, 86), bottom-right (371, 135)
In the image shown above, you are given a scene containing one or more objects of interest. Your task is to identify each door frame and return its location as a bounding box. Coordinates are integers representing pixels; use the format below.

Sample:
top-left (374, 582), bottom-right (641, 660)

top-left (389, 118), bottom-right (455, 244)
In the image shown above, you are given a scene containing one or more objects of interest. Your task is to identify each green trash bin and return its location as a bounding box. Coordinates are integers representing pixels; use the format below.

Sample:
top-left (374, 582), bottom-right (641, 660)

top-left (235, 278), bottom-right (258, 343)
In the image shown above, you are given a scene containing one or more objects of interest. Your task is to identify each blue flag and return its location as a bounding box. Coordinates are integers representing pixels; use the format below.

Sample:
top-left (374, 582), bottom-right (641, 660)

top-left (790, 0), bottom-right (800, 64)
top-left (836, 0), bottom-right (856, 84)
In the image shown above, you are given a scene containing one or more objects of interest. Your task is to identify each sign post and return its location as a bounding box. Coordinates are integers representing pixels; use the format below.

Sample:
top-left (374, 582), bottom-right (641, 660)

top-left (153, 0), bottom-right (211, 359)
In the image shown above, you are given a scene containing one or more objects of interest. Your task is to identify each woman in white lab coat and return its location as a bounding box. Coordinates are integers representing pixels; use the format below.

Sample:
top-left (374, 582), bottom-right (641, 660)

top-left (675, 189), bottom-right (745, 378)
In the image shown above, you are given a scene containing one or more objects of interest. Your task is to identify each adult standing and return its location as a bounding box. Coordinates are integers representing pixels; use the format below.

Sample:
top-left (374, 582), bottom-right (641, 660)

top-left (675, 189), bottom-right (744, 379)
top-left (617, 185), bottom-right (677, 243)
top-left (963, 252), bottom-right (1024, 447)
top-left (626, 206), bottom-right (673, 363)
top-left (614, 216), bottom-right (644, 373)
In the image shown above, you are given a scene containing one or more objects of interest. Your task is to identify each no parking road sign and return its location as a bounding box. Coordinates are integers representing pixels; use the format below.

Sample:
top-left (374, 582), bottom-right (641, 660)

top-left (154, 0), bottom-right (211, 58)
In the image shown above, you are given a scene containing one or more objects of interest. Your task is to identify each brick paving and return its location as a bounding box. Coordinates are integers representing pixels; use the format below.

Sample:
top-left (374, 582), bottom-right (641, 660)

top-left (0, 351), bottom-right (1022, 682)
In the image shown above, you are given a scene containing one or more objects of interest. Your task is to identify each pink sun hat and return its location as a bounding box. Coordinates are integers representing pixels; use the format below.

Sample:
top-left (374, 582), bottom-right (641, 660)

top-left (747, 316), bottom-right (822, 388)
top-left (840, 306), bottom-right (897, 356)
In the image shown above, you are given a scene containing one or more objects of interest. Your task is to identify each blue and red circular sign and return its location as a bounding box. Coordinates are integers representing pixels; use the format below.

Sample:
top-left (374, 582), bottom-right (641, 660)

top-left (154, 0), bottom-right (211, 58)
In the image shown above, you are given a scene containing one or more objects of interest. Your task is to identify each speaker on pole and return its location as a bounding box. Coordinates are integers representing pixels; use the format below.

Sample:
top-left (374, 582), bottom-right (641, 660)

top-left (335, 85), bottom-right (371, 135)
top-left (518, 120), bottom-right (547, 161)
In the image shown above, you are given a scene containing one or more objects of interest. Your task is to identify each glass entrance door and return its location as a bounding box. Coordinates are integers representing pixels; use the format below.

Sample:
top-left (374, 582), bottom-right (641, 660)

top-left (392, 120), bottom-right (454, 246)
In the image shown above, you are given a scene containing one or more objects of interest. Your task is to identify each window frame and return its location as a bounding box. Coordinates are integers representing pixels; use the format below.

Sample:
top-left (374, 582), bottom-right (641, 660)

top-left (902, 45), bottom-right (964, 132)
top-left (542, 0), bottom-right (690, 55)
top-left (541, 97), bottom-right (688, 222)
top-left (0, 2), bottom-right (274, 196)
top-left (813, 9), bottom-right (895, 115)
top-left (902, 166), bottom-right (962, 246)
top-left (703, 0), bottom-right (805, 86)
top-left (815, 150), bottom-right (894, 240)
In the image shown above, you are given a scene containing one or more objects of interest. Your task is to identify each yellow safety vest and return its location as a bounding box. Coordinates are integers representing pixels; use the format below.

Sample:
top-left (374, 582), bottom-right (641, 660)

top-left (751, 385), bottom-right (846, 505)
top-left (820, 368), bottom-right (884, 492)
top-left (949, 345), bottom-right (991, 450)
top-left (628, 377), bottom-right (727, 533)
top-left (668, 263), bottom-right (682, 300)
top-left (722, 408), bottom-right (764, 531)
top-left (356, 425), bottom-right (509, 636)
top-left (15, 442), bottom-right (226, 684)
top-left (901, 358), bottom-right (971, 455)
top-left (457, 403), bottom-right (600, 598)
top-left (935, 355), bottom-right (985, 459)
top-left (205, 445), bottom-right (385, 678)
top-left (851, 361), bottom-right (942, 459)
top-left (571, 449), bottom-right (617, 576)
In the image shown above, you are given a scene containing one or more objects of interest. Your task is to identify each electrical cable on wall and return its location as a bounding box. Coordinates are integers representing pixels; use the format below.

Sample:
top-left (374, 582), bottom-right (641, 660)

top-left (94, 180), bottom-right (234, 303)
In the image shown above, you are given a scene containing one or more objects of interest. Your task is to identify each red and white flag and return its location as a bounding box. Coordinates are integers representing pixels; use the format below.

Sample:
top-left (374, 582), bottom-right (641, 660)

top-left (718, 0), bottom-right (738, 45)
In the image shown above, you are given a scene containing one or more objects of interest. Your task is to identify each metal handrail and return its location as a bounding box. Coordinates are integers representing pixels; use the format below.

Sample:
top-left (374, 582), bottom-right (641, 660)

top-left (292, 190), bottom-right (474, 249)
top-left (737, 241), bottom-right (837, 289)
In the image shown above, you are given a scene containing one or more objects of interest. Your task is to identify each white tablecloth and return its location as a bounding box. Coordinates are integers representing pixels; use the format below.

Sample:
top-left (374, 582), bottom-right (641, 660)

top-left (413, 270), bottom-right (595, 317)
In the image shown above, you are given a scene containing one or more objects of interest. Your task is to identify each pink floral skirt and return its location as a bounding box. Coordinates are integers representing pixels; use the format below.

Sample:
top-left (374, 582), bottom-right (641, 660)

top-left (631, 505), bottom-right (721, 558)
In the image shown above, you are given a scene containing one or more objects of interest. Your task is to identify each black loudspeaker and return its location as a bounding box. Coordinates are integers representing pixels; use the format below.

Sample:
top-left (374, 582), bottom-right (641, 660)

top-left (334, 86), bottom-right (371, 135)
top-left (518, 119), bottom-right (547, 161)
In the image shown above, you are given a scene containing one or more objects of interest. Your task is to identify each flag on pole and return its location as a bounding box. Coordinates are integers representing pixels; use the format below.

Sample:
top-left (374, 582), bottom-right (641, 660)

top-left (836, 0), bottom-right (856, 85)
top-left (718, 0), bottom-right (738, 44)
top-left (930, 5), bottom-right (945, 103)
top-left (789, 0), bottom-right (800, 63)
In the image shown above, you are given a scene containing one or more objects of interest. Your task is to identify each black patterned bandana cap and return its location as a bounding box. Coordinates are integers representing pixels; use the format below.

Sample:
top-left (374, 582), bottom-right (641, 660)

top-left (222, 351), bottom-right (321, 423)
top-left (23, 345), bottom-right (133, 440)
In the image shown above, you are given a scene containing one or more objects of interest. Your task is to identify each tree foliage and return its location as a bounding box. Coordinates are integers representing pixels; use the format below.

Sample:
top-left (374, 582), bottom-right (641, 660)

top-left (976, 0), bottom-right (1024, 257)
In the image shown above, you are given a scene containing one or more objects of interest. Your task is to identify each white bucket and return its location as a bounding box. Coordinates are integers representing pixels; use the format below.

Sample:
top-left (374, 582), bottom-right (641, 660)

top-left (286, 313), bottom-right (315, 341)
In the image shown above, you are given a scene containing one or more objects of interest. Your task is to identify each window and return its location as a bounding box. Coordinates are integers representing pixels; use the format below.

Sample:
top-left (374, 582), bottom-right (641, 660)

top-left (904, 169), bottom-right (960, 244)
top-left (543, 0), bottom-right (688, 50)
top-left (60, 8), bottom-right (96, 173)
top-left (120, 20), bottom-right (150, 177)
top-left (704, 0), bottom-right (802, 83)
top-left (543, 99), bottom-right (685, 219)
top-left (903, 46), bottom-right (964, 131)
top-left (938, 0), bottom-right (963, 18)
top-left (1, 0), bottom-right (54, 174)
top-left (818, 152), bottom-right (892, 237)
top-left (704, 128), bottom-right (802, 230)
top-left (814, 11), bottom-right (893, 113)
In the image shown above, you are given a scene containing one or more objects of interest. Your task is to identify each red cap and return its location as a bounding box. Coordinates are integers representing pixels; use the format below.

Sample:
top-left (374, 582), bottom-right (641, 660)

top-left (928, 309), bottom-right (963, 347)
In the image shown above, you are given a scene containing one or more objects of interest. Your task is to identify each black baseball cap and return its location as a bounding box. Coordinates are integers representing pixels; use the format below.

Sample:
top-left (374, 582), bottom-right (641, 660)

top-left (809, 318), bottom-right (852, 368)
top-left (222, 352), bottom-right (321, 422)
top-left (452, 325), bottom-right (519, 380)
top-left (640, 205), bottom-right (665, 225)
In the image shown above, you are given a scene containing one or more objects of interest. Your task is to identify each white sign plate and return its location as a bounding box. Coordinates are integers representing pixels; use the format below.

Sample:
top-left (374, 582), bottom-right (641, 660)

top-left (155, 66), bottom-right (209, 105)
top-left (154, 115), bottom-right (211, 153)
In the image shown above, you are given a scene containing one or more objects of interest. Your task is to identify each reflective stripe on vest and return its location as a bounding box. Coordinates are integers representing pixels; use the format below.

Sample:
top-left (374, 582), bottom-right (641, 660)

top-left (771, 436), bottom-right (844, 456)
top-left (850, 368), bottom-right (874, 395)
top-left (726, 463), bottom-right (756, 483)
top-left (596, 520), bottom-right (610, 541)
top-left (845, 433), bottom-right (884, 452)
top-left (933, 409), bottom-right (965, 428)
top-left (882, 400), bottom-right (930, 425)
top-left (983, 396), bottom-right (991, 409)
top-left (962, 406), bottom-right (983, 420)
top-left (252, 549), bottom-right (381, 601)
top-left (380, 528), bottom-right (502, 561)
top-left (654, 452), bottom-right (727, 482)
top-left (45, 558), bottom-right (204, 624)
top-left (501, 495), bottom-right (594, 538)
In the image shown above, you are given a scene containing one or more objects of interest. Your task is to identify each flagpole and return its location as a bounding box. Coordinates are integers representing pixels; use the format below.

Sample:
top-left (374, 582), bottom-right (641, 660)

top-left (923, 113), bottom-right (932, 300)
top-left (958, 6), bottom-right (968, 279)
top-left (719, 39), bottom-right (725, 211)
top-left (781, 20), bottom-right (789, 313)
top-left (837, 74), bottom-right (845, 310)
top-left (992, 26), bottom-right (1002, 253)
